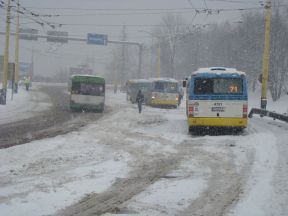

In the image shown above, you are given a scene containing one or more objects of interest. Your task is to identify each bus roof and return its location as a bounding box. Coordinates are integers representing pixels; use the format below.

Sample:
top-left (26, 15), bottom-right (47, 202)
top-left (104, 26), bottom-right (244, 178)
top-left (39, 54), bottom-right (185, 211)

top-left (193, 67), bottom-right (246, 76)
top-left (150, 78), bottom-right (179, 83)
top-left (127, 79), bottom-right (152, 83)
top-left (71, 74), bottom-right (105, 82)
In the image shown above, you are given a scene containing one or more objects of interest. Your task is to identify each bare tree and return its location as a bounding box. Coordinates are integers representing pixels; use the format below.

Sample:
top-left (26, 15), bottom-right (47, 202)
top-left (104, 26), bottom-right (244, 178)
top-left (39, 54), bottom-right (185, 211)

top-left (156, 14), bottom-right (187, 78)
top-left (269, 6), bottom-right (288, 101)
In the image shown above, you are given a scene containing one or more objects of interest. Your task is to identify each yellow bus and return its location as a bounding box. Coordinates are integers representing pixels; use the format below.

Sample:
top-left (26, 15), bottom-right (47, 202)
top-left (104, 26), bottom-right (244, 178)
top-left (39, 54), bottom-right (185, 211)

top-left (149, 78), bottom-right (179, 108)
top-left (186, 67), bottom-right (248, 133)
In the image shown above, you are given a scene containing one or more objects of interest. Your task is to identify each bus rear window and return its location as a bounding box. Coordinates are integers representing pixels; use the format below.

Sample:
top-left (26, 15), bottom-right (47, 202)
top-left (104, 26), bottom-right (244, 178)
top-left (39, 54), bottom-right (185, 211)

top-left (154, 82), bottom-right (177, 93)
top-left (72, 83), bottom-right (104, 96)
top-left (129, 83), bottom-right (151, 93)
top-left (194, 78), bottom-right (243, 94)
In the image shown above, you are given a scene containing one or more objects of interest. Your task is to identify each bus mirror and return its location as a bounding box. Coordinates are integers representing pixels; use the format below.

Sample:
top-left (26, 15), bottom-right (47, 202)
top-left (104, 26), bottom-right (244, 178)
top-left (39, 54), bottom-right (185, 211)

top-left (183, 80), bottom-right (187, 88)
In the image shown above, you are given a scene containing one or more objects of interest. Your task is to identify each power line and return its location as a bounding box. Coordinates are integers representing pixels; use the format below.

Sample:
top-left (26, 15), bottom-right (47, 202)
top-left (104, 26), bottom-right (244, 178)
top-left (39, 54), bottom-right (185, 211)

top-left (29, 10), bottom-right (211, 17)
top-left (206, 0), bottom-right (260, 4)
top-left (7, 0), bottom-right (62, 29)
top-left (23, 6), bottom-right (263, 12)
top-left (186, 0), bottom-right (201, 30)
top-left (203, 0), bottom-right (209, 9)
top-left (5, 6), bottom-right (266, 18)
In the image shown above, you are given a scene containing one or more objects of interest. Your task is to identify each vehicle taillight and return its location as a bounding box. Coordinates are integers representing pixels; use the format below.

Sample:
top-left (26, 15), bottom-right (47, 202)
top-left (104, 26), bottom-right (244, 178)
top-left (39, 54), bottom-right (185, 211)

top-left (243, 104), bottom-right (248, 118)
top-left (176, 95), bottom-right (179, 101)
top-left (188, 105), bottom-right (194, 117)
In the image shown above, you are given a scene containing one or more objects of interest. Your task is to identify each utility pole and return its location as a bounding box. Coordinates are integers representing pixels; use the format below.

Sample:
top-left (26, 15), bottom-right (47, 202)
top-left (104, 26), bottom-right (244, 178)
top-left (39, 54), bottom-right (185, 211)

top-left (120, 25), bottom-right (127, 83)
top-left (31, 47), bottom-right (34, 82)
top-left (149, 38), bottom-right (154, 78)
top-left (157, 39), bottom-right (161, 78)
top-left (137, 44), bottom-right (143, 79)
top-left (260, 0), bottom-right (272, 110)
top-left (14, 0), bottom-right (20, 93)
top-left (1, 0), bottom-right (11, 105)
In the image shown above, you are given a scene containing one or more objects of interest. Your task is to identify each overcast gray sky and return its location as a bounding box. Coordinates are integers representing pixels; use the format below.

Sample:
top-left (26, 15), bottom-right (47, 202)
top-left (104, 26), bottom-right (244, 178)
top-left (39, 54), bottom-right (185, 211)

top-left (0, 0), bottom-right (264, 78)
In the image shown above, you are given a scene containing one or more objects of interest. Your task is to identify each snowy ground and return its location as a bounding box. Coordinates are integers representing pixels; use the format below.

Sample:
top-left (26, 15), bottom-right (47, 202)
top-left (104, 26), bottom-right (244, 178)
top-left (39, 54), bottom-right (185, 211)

top-left (0, 85), bottom-right (51, 124)
top-left (0, 83), bottom-right (288, 216)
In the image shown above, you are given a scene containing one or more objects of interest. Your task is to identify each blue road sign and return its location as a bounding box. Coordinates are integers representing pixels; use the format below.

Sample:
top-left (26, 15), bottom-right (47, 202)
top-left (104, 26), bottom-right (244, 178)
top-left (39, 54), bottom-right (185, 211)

top-left (87, 33), bottom-right (108, 45)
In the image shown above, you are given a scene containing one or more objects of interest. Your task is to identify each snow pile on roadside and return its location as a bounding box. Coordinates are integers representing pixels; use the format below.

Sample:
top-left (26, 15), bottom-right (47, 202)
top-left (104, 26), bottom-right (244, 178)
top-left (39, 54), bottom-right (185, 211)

top-left (227, 130), bottom-right (279, 216)
top-left (0, 87), bottom-right (51, 124)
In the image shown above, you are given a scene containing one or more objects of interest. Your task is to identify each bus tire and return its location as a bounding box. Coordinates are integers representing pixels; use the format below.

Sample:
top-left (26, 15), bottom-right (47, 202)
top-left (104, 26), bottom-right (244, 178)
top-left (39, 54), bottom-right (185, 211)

top-left (189, 126), bottom-right (201, 135)
top-left (188, 126), bottom-right (195, 134)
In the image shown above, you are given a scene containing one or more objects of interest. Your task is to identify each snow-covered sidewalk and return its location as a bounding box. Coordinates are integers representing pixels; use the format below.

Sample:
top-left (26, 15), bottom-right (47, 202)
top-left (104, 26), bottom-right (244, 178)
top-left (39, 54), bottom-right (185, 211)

top-left (0, 85), bottom-right (51, 124)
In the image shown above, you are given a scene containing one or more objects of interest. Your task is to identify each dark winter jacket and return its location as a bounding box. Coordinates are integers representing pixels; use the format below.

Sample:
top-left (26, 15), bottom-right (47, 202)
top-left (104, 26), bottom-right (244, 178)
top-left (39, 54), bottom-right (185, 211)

top-left (136, 91), bottom-right (144, 103)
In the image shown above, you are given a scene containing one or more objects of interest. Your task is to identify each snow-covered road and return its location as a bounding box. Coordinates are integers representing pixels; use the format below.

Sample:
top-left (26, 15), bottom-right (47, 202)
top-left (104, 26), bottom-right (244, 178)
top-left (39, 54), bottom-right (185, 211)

top-left (0, 84), bottom-right (288, 216)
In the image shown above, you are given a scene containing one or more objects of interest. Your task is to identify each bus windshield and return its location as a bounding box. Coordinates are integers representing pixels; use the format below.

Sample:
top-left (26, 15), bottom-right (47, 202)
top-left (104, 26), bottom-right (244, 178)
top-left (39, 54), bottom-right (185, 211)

top-left (154, 82), bottom-right (178, 93)
top-left (194, 78), bottom-right (243, 95)
top-left (72, 82), bottom-right (105, 96)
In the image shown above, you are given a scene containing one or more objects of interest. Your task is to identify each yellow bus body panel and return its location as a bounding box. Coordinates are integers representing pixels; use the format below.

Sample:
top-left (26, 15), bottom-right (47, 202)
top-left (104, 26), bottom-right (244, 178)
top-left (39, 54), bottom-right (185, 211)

top-left (188, 117), bottom-right (248, 128)
top-left (151, 99), bottom-right (178, 106)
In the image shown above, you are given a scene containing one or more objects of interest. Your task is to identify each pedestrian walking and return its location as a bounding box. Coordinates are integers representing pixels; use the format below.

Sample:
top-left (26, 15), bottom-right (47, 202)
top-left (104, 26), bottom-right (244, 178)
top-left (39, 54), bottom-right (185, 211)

top-left (24, 76), bottom-right (31, 91)
top-left (136, 89), bottom-right (144, 113)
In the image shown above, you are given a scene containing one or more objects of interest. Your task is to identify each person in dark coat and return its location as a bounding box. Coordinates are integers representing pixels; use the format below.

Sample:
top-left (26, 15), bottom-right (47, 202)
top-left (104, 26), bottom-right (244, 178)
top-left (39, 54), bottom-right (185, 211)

top-left (136, 89), bottom-right (144, 113)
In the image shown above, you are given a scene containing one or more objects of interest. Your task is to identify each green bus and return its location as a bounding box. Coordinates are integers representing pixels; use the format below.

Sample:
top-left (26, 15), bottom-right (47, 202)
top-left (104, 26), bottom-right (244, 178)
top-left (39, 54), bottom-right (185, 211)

top-left (70, 75), bottom-right (105, 112)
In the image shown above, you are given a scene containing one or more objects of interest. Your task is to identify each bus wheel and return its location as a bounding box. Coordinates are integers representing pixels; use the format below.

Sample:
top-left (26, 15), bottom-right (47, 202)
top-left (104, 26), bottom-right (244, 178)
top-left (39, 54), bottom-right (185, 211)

top-left (189, 126), bottom-right (195, 134)
top-left (232, 127), bottom-right (244, 135)
top-left (189, 126), bottom-right (202, 135)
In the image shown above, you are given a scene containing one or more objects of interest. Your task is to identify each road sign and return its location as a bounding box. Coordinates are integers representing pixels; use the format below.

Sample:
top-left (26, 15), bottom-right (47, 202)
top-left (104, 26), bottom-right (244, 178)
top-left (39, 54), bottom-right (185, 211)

top-left (47, 31), bottom-right (68, 43)
top-left (19, 28), bottom-right (38, 40)
top-left (87, 33), bottom-right (108, 45)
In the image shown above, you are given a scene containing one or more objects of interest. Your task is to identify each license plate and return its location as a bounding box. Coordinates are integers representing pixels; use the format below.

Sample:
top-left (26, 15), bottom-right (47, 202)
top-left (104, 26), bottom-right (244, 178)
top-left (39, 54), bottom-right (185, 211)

top-left (211, 107), bottom-right (225, 112)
